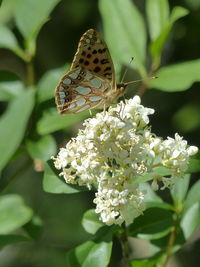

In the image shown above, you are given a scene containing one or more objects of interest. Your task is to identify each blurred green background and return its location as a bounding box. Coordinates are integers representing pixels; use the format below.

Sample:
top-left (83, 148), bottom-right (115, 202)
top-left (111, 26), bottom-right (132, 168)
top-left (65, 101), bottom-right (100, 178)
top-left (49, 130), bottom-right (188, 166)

top-left (0, 0), bottom-right (200, 266)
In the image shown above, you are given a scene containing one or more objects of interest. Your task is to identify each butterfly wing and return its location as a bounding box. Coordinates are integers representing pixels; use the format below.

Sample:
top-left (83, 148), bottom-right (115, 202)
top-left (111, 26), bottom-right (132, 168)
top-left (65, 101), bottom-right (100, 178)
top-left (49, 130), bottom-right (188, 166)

top-left (55, 67), bottom-right (112, 114)
top-left (70, 29), bottom-right (116, 89)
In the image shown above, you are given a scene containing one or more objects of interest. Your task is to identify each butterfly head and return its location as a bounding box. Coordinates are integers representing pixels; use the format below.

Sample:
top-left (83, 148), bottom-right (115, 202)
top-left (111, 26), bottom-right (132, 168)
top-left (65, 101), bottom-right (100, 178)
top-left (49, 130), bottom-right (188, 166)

top-left (116, 82), bottom-right (129, 97)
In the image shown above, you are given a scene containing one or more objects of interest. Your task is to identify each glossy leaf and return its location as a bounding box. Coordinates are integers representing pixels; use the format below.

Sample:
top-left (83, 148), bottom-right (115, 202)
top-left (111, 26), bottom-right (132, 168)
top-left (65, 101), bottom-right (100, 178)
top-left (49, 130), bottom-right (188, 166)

top-left (0, 24), bottom-right (25, 59)
top-left (0, 80), bottom-right (25, 101)
top-left (14, 0), bottom-right (60, 55)
top-left (99, 0), bottom-right (147, 77)
top-left (130, 252), bottom-right (163, 267)
top-left (66, 231), bottom-right (113, 267)
top-left (150, 6), bottom-right (189, 62)
top-left (82, 209), bottom-right (104, 235)
top-left (0, 0), bottom-right (15, 24)
top-left (150, 59), bottom-right (200, 92)
top-left (140, 183), bottom-right (173, 210)
top-left (0, 194), bottom-right (33, 234)
top-left (187, 156), bottom-right (200, 174)
top-left (180, 202), bottom-right (200, 239)
top-left (171, 174), bottom-right (190, 208)
top-left (43, 162), bottom-right (84, 194)
top-left (128, 208), bottom-right (173, 240)
top-left (184, 180), bottom-right (200, 212)
top-left (0, 89), bottom-right (35, 171)
top-left (146, 0), bottom-right (169, 40)
top-left (0, 234), bottom-right (30, 249)
top-left (37, 109), bottom-right (89, 135)
top-left (26, 135), bottom-right (56, 162)
top-left (37, 65), bottom-right (68, 103)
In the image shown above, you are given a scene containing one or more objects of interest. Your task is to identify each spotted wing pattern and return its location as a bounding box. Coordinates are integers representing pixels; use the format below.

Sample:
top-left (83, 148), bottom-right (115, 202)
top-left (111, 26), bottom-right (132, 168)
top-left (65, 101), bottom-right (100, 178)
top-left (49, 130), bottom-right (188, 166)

top-left (55, 29), bottom-right (125, 114)
top-left (55, 67), bottom-right (111, 114)
top-left (70, 29), bottom-right (115, 89)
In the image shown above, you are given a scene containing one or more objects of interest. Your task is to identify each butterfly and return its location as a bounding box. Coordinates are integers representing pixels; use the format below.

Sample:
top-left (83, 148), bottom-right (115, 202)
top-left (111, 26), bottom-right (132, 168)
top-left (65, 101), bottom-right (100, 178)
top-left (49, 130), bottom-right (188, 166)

top-left (55, 29), bottom-right (131, 114)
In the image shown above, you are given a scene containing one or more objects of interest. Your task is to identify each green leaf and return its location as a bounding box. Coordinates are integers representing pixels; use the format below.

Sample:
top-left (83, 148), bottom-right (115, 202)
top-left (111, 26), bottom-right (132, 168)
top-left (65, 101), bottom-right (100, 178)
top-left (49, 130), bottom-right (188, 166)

top-left (130, 252), bottom-right (163, 267)
top-left (150, 59), bottom-right (200, 92)
top-left (170, 174), bottom-right (190, 209)
top-left (23, 214), bottom-right (43, 240)
top-left (0, 234), bottom-right (30, 249)
top-left (0, 89), bottom-right (35, 171)
top-left (0, 80), bottom-right (25, 101)
top-left (26, 135), bottom-right (56, 162)
top-left (187, 156), bottom-right (200, 174)
top-left (146, 0), bottom-right (169, 40)
top-left (37, 65), bottom-right (69, 103)
top-left (184, 180), bottom-right (200, 212)
top-left (43, 162), bottom-right (85, 194)
top-left (150, 6), bottom-right (189, 64)
top-left (82, 209), bottom-right (104, 235)
top-left (0, 24), bottom-right (25, 59)
top-left (172, 104), bottom-right (200, 133)
top-left (66, 231), bottom-right (113, 267)
top-left (0, 0), bottom-right (16, 24)
top-left (180, 202), bottom-right (200, 239)
top-left (128, 208), bottom-right (173, 240)
top-left (37, 109), bottom-right (89, 135)
top-left (14, 0), bottom-right (60, 54)
top-left (99, 0), bottom-right (147, 77)
top-left (0, 194), bottom-right (33, 234)
top-left (140, 183), bottom-right (173, 210)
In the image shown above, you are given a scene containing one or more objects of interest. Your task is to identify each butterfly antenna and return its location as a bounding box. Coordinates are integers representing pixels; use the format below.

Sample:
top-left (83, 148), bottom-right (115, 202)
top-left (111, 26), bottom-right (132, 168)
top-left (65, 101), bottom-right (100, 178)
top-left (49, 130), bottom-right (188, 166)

top-left (125, 76), bottom-right (158, 86)
top-left (120, 57), bottom-right (134, 83)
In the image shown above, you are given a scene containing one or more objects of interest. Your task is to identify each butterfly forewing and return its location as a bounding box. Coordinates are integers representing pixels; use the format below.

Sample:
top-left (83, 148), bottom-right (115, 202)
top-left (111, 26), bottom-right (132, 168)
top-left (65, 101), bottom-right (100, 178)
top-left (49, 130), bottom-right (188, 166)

top-left (55, 29), bottom-right (126, 114)
top-left (71, 29), bottom-right (115, 89)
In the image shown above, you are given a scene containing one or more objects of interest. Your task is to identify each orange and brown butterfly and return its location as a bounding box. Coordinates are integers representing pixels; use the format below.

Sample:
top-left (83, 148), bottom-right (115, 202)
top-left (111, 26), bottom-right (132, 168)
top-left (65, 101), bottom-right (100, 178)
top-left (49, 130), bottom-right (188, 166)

top-left (55, 29), bottom-right (131, 114)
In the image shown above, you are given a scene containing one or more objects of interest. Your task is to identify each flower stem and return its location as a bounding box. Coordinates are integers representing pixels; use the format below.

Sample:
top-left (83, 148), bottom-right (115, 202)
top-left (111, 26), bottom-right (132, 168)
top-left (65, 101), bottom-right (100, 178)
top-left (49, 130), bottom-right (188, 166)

top-left (161, 226), bottom-right (176, 267)
top-left (119, 222), bottom-right (131, 267)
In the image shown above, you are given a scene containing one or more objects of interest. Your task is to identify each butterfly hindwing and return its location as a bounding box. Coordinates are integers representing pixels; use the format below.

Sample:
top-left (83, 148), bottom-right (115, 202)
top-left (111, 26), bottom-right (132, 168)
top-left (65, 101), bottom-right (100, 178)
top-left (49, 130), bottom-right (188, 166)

top-left (55, 67), bottom-right (111, 114)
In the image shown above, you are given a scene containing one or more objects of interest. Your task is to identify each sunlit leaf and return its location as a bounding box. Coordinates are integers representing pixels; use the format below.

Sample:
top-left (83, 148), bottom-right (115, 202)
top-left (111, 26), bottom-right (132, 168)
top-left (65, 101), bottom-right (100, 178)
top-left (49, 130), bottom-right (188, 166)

top-left (171, 174), bottom-right (190, 208)
top-left (37, 65), bottom-right (69, 103)
top-left (0, 194), bottom-right (33, 234)
top-left (130, 252), bottom-right (163, 267)
top-left (14, 0), bottom-right (60, 55)
top-left (26, 135), bottom-right (56, 162)
top-left (0, 80), bottom-right (25, 101)
top-left (0, 24), bottom-right (25, 59)
top-left (66, 230), bottom-right (113, 267)
top-left (187, 155), bottom-right (200, 174)
top-left (184, 180), bottom-right (200, 212)
top-left (150, 59), bottom-right (200, 91)
top-left (82, 209), bottom-right (104, 235)
top-left (43, 162), bottom-right (85, 194)
top-left (99, 0), bottom-right (147, 77)
top-left (0, 0), bottom-right (16, 24)
top-left (146, 0), bottom-right (169, 40)
top-left (37, 109), bottom-right (89, 135)
top-left (0, 89), bottom-right (35, 171)
top-left (180, 202), bottom-right (200, 239)
top-left (150, 6), bottom-right (189, 64)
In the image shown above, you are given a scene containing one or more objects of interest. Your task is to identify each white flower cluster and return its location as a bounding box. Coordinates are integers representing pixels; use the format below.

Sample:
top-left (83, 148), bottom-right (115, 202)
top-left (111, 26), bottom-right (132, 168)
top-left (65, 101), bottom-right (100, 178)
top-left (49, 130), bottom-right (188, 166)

top-left (52, 96), bottom-right (198, 226)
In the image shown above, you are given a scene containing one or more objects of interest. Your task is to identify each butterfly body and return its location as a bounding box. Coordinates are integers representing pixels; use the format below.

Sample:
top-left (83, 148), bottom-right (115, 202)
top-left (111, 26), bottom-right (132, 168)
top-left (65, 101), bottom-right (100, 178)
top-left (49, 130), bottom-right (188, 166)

top-left (55, 29), bottom-right (128, 114)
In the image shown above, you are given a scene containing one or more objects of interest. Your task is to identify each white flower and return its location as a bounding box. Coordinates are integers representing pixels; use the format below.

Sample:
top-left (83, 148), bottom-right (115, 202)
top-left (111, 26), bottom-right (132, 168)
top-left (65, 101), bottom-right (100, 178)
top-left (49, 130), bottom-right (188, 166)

top-left (52, 96), bottom-right (198, 226)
